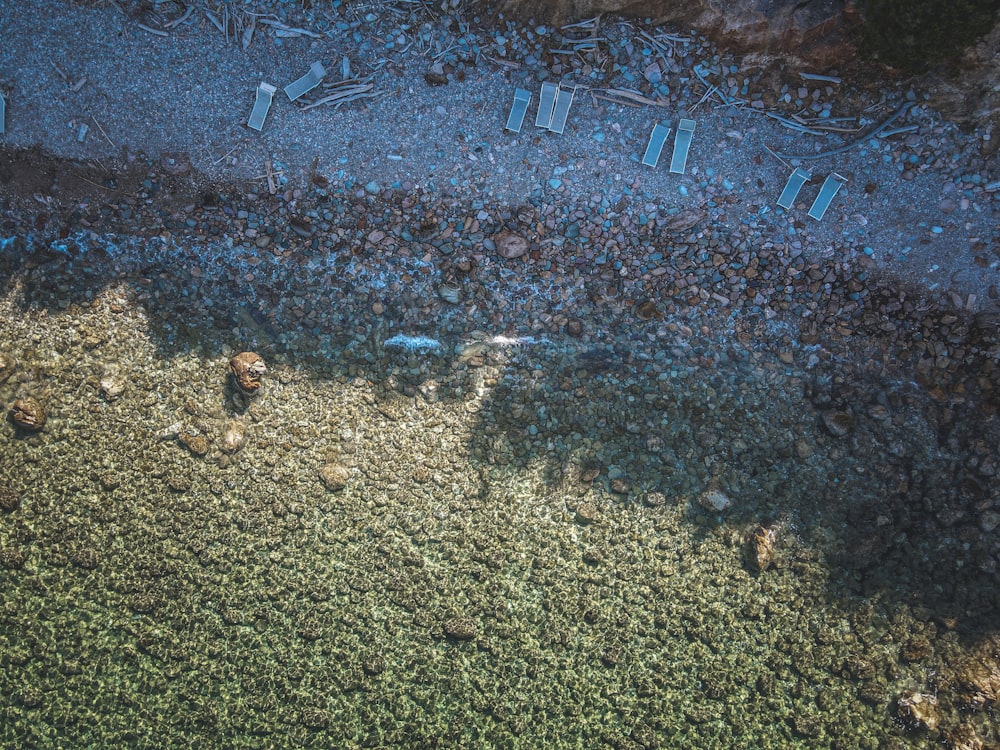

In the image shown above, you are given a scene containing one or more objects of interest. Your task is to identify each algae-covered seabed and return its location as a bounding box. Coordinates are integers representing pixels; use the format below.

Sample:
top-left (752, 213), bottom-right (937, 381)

top-left (0, 234), bottom-right (996, 749)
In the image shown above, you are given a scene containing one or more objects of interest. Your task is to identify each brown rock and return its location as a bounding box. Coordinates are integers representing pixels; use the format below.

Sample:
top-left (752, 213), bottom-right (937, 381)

top-left (565, 318), bottom-right (584, 337)
top-left (495, 230), bottom-right (528, 259)
top-left (665, 208), bottom-right (708, 234)
top-left (229, 352), bottom-right (266, 394)
top-left (318, 464), bottom-right (350, 491)
top-left (179, 433), bottom-right (210, 456)
top-left (749, 523), bottom-right (779, 571)
top-left (9, 398), bottom-right (45, 431)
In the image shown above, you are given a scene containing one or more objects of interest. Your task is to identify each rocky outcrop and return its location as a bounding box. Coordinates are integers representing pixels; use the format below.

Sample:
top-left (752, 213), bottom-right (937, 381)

top-left (503, 0), bottom-right (862, 67)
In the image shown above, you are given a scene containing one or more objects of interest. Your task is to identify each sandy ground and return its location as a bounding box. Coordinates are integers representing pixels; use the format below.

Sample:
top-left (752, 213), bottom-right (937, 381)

top-left (0, 0), bottom-right (997, 311)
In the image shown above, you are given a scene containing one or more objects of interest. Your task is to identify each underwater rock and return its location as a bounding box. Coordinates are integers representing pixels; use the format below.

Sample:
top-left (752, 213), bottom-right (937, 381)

top-left (575, 501), bottom-right (600, 525)
top-left (565, 318), bottom-right (583, 337)
top-left (229, 352), bottom-right (266, 394)
top-left (438, 281), bottom-right (461, 304)
top-left (0, 352), bottom-right (15, 384)
top-left (951, 647), bottom-right (1000, 711)
top-left (318, 463), bottom-right (350, 491)
top-left (698, 486), bottom-right (733, 513)
top-left (0, 485), bottom-right (20, 512)
top-left (99, 373), bottom-right (126, 401)
top-left (635, 300), bottom-right (658, 320)
top-left (443, 617), bottom-right (478, 640)
top-left (1, 547), bottom-right (26, 569)
top-left (9, 397), bottom-right (45, 431)
top-left (902, 634), bottom-right (934, 663)
top-left (895, 690), bottom-right (941, 731)
top-left (944, 722), bottom-right (985, 750)
top-left (749, 523), bottom-right (779, 571)
top-left (219, 421), bottom-right (246, 454)
top-left (179, 432), bottom-right (210, 457)
top-left (495, 230), bottom-right (528, 259)
top-left (821, 410), bottom-right (854, 437)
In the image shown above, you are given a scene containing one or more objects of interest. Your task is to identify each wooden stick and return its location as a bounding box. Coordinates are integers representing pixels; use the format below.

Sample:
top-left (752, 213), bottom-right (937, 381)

top-left (136, 22), bottom-right (169, 37)
top-left (91, 117), bottom-right (117, 148)
top-left (265, 158), bottom-right (276, 195)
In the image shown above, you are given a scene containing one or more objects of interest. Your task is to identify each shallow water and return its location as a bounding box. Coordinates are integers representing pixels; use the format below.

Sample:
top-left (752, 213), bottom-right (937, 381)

top-left (1, 230), bottom-right (997, 749)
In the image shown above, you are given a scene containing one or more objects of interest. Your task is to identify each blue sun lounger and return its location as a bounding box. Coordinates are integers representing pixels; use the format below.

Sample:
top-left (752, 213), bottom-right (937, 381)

top-left (777, 167), bottom-right (811, 209)
top-left (669, 118), bottom-right (696, 174)
top-left (642, 123), bottom-right (672, 167)
top-left (505, 88), bottom-right (531, 133)
top-left (808, 173), bottom-right (848, 220)
top-left (548, 85), bottom-right (575, 134)
top-left (247, 82), bottom-right (277, 131)
top-left (284, 61), bottom-right (326, 102)
top-left (535, 82), bottom-right (558, 128)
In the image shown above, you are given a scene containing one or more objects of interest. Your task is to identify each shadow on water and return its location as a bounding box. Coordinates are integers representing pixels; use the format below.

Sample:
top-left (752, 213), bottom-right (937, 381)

top-left (4, 219), bottom-right (998, 637)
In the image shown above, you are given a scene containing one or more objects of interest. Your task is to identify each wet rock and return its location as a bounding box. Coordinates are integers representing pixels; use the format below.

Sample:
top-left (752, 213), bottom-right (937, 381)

top-left (565, 318), bottom-right (584, 337)
top-left (229, 352), bottom-right (266, 394)
top-left (698, 486), bottom-right (733, 512)
top-left (318, 463), bottom-right (350, 491)
top-left (219, 421), bottom-right (246, 454)
top-left (443, 616), bottom-right (478, 640)
top-left (495, 230), bottom-right (528, 259)
top-left (895, 690), bottom-right (941, 731)
top-left (9, 397), bottom-right (46, 431)
top-left (749, 523), bottom-right (779, 571)
top-left (821, 410), bottom-right (854, 437)
top-left (0, 352), bottom-right (15, 384)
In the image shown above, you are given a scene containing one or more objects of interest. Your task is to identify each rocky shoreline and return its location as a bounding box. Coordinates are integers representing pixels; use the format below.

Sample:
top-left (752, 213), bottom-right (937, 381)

top-left (1, 0), bottom-right (999, 747)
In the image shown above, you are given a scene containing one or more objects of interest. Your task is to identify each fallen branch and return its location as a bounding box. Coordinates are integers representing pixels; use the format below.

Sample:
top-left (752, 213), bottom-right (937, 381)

top-left (772, 101), bottom-right (915, 160)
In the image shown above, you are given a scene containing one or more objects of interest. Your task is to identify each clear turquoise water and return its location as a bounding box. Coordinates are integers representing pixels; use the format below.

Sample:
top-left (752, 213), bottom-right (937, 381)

top-left (1, 230), bottom-right (997, 748)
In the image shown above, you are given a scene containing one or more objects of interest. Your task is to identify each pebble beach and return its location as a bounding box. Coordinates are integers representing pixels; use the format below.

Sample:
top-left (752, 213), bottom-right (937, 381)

top-left (1, 1), bottom-right (999, 747)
